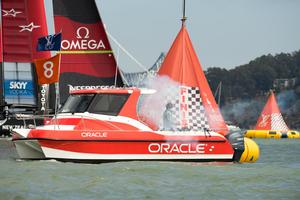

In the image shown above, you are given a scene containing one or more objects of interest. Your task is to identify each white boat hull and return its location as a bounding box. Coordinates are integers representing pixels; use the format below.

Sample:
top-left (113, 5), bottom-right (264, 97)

top-left (14, 140), bottom-right (46, 159)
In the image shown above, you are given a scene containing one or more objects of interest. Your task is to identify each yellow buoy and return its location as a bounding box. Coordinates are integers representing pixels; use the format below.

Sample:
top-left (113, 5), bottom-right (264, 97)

top-left (245, 130), bottom-right (281, 138)
top-left (245, 130), bottom-right (300, 139)
top-left (239, 137), bottom-right (260, 163)
top-left (287, 130), bottom-right (300, 139)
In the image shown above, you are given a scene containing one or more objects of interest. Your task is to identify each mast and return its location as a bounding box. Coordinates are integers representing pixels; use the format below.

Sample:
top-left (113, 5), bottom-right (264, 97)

top-left (181, 0), bottom-right (187, 26)
top-left (214, 82), bottom-right (222, 106)
top-left (218, 81), bottom-right (222, 106)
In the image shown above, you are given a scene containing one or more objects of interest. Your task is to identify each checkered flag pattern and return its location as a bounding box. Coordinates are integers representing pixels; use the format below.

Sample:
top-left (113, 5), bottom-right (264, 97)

top-left (271, 113), bottom-right (289, 131)
top-left (163, 86), bottom-right (210, 131)
top-left (187, 87), bottom-right (210, 131)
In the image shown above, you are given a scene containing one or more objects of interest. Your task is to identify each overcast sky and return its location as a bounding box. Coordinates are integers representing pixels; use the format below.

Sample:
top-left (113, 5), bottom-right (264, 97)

top-left (45, 0), bottom-right (300, 72)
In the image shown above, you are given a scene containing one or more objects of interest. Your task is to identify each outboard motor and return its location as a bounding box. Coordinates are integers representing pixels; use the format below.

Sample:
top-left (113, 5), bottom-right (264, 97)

top-left (226, 130), bottom-right (245, 162)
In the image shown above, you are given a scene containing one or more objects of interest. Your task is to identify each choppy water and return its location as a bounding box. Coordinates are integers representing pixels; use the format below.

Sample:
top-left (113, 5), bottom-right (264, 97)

top-left (0, 138), bottom-right (299, 200)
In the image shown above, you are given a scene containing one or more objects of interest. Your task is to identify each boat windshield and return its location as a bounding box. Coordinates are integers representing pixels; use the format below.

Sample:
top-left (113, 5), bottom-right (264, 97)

top-left (88, 94), bottom-right (129, 116)
top-left (59, 94), bottom-right (95, 113)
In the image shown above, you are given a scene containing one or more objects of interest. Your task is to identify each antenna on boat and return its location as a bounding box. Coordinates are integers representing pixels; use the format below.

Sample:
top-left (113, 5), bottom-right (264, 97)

top-left (181, 0), bottom-right (187, 26)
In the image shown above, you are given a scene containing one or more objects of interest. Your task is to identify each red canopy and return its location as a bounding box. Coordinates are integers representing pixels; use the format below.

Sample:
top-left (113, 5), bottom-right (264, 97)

top-left (158, 25), bottom-right (228, 135)
top-left (255, 91), bottom-right (289, 131)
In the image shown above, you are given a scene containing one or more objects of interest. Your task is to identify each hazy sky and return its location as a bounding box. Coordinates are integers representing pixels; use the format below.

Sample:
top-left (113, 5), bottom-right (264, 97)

top-left (45, 0), bottom-right (300, 72)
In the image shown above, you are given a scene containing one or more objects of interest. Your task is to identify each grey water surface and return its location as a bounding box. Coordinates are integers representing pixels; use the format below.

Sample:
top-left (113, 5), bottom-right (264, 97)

top-left (0, 138), bottom-right (299, 200)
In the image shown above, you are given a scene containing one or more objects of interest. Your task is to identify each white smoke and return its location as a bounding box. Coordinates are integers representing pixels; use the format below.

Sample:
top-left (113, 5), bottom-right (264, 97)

top-left (276, 90), bottom-right (297, 114)
top-left (221, 90), bottom-right (299, 129)
top-left (138, 75), bottom-right (180, 129)
top-left (221, 98), bottom-right (264, 129)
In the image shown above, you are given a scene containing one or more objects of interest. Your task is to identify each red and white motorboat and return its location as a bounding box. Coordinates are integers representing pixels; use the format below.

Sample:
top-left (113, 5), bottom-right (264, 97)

top-left (11, 87), bottom-right (254, 163)
top-left (9, 1), bottom-right (260, 163)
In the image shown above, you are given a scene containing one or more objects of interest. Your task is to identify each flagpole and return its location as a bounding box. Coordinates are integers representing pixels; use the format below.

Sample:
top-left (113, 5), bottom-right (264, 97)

top-left (114, 48), bottom-right (120, 87)
top-left (54, 53), bottom-right (61, 129)
top-left (36, 32), bottom-right (62, 129)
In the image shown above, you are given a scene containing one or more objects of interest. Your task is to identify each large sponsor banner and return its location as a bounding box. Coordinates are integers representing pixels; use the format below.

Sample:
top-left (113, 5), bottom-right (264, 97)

top-left (4, 79), bottom-right (35, 99)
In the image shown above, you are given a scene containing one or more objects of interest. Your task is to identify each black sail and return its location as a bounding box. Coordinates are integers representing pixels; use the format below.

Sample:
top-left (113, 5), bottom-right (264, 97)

top-left (53, 0), bottom-right (123, 103)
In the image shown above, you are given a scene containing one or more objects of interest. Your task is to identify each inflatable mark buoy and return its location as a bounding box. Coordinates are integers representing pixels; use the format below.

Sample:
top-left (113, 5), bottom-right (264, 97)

top-left (239, 138), bottom-right (259, 163)
top-left (245, 130), bottom-right (281, 138)
top-left (287, 131), bottom-right (300, 139)
top-left (245, 130), bottom-right (300, 139)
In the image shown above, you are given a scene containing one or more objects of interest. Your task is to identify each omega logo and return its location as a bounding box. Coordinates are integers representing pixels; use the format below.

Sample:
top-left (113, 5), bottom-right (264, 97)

top-left (76, 27), bottom-right (90, 39)
top-left (61, 26), bottom-right (106, 50)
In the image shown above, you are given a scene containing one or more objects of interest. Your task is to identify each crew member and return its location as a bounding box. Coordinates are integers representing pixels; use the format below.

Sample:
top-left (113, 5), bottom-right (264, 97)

top-left (163, 102), bottom-right (176, 130)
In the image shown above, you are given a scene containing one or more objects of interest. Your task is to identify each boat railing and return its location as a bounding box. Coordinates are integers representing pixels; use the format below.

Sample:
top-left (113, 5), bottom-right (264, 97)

top-left (14, 113), bottom-right (54, 129)
top-left (12, 113), bottom-right (231, 132)
top-left (12, 113), bottom-right (123, 131)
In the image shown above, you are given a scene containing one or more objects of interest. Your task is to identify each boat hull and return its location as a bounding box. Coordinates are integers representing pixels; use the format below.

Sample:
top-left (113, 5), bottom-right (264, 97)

top-left (12, 129), bottom-right (234, 163)
top-left (40, 140), bottom-right (233, 162)
top-left (14, 139), bottom-right (45, 159)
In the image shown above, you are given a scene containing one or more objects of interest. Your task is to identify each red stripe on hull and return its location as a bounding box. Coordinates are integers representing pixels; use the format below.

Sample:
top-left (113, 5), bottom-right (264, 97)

top-left (39, 140), bottom-right (234, 155)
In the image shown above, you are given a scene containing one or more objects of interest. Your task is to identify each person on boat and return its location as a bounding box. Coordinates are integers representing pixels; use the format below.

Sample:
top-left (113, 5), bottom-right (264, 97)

top-left (0, 103), bottom-right (9, 121)
top-left (163, 102), bottom-right (176, 130)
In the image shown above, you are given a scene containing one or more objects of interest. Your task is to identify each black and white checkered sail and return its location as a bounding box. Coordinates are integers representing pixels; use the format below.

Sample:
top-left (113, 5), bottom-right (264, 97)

top-left (164, 86), bottom-right (210, 131)
top-left (157, 25), bottom-right (228, 134)
top-left (255, 91), bottom-right (289, 131)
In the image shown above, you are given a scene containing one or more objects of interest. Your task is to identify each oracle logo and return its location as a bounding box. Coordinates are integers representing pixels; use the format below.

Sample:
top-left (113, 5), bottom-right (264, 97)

top-left (148, 143), bottom-right (206, 154)
top-left (81, 132), bottom-right (108, 138)
top-left (61, 26), bottom-right (106, 50)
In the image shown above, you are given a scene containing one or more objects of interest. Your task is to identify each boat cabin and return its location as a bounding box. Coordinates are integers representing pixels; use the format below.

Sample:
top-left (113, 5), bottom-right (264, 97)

top-left (60, 87), bottom-right (156, 122)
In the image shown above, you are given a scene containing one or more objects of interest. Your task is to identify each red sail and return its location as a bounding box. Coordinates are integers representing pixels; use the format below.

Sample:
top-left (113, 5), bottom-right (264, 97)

top-left (53, 0), bottom-right (123, 102)
top-left (1, 0), bottom-right (49, 62)
top-left (0, 24), bottom-right (2, 63)
top-left (1, 0), bottom-right (50, 109)
top-left (255, 91), bottom-right (289, 131)
top-left (158, 25), bottom-right (228, 135)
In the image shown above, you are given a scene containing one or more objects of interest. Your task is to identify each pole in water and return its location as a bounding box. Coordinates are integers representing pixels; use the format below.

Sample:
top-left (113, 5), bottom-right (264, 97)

top-left (181, 0), bottom-right (187, 26)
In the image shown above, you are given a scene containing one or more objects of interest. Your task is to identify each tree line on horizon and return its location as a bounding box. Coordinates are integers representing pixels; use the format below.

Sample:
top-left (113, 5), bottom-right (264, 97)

top-left (205, 50), bottom-right (300, 129)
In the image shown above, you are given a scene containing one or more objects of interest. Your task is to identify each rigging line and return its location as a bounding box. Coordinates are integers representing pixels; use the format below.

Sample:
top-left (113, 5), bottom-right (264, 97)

top-left (118, 69), bottom-right (131, 86)
top-left (113, 46), bottom-right (130, 86)
top-left (105, 30), bottom-right (149, 73)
